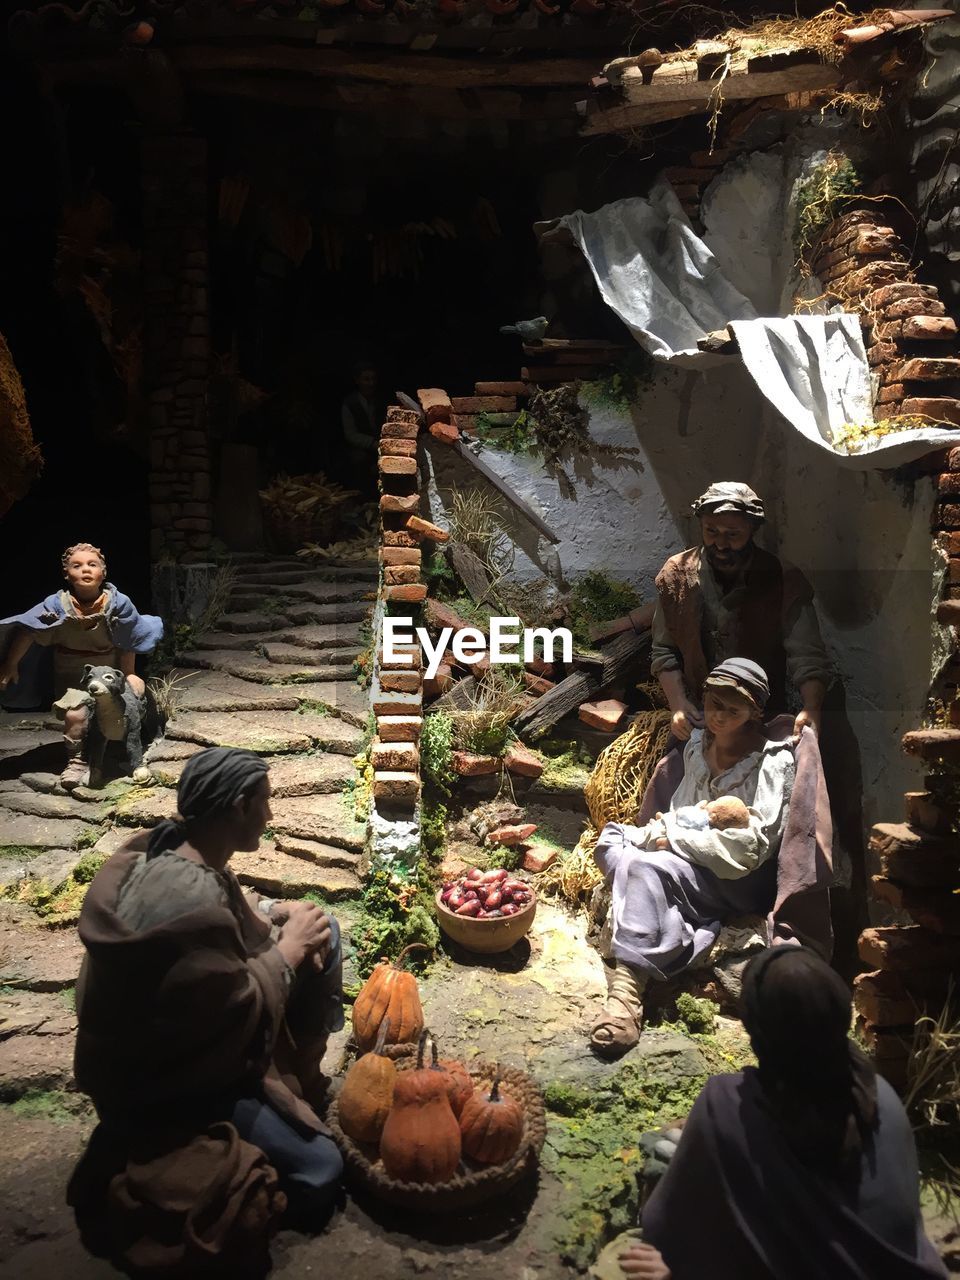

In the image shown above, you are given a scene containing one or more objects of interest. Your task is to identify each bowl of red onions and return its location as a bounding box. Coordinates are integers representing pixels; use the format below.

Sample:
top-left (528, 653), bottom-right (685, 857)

top-left (435, 867), bottom-right (537, 954)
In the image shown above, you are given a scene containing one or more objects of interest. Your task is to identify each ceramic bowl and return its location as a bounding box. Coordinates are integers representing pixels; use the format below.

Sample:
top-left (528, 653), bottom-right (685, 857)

top-left (435, 888), bottom-right (537, 954)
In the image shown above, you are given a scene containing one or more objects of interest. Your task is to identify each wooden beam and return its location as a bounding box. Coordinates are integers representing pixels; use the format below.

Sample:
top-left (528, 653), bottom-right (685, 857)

top-left (171, 44), bottom-right (600, 89)
top-left (447, 439), bottom-right (561, 544)
top-left (516, 629), bottom-right (649, 738)
top-left (580, 98), bottom-right (709, 137)
top-left (617, 58), bottom-right (841, 106)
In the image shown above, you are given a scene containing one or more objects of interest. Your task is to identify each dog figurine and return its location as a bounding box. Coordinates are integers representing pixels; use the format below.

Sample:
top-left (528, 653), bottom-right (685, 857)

top-left (79, 664), bottom-right (147, 786)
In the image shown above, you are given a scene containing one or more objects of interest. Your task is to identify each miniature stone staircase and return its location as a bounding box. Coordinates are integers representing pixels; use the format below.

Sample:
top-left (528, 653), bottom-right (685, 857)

top-left (0, 553), bottom-right (377, 910)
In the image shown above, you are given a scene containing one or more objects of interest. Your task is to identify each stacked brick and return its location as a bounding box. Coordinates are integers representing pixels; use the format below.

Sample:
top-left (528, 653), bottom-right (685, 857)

top-left (661, 149), bottom-right (736, 228)
top-left (142, 136), bottom-right (213, 562)
top-left (808, 207), bottom-right (960, 423)
top-left (856, 741), bottom-right (960, 1089)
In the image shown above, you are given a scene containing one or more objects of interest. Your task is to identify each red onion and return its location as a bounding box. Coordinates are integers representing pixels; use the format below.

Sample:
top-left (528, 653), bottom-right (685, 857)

top-left (484, 890), bottom-right (502, 909)
top-left (466, 867), bottom-right (484, 882)
top-left (455, 899), bottom-right (481, 916)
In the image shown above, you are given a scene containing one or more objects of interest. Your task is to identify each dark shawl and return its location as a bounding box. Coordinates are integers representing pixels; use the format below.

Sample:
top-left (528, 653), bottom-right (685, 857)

top-left (642, 1070), bottom-right (948, 1280)
top-left (74, 830), bottom-right (320, 1136)
top-left (637, 717), bottom-right (833, 958)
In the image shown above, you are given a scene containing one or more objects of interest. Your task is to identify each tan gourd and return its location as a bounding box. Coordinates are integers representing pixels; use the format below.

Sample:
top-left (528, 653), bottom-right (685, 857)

top-left (352, 944), bottom-right (427, 1053)
top-left (338, 1019), bottom-right (396, 1144)
top-left (459, 1074), bottom-right (524, 1165)
top-left (438, 1058), bottom-right (473, 1118)
top-left (379, 1030), bottom-right (461, 1184)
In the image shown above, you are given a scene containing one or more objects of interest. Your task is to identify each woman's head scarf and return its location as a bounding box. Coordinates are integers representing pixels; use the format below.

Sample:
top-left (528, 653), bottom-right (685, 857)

top-left (741, 946), bottom-right (877, 1170)
top-left (147, 748), bottom-right (269, 856)
top-left (704, 657), bottom-right (770, 713)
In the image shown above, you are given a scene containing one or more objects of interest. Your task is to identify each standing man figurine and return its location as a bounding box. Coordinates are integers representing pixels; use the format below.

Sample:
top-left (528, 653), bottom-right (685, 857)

top-left (651, 482), bottom-right (832, 741)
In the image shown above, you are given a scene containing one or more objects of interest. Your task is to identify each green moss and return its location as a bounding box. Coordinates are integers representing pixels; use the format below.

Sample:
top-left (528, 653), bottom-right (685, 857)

top-left (354, 864), bottom-right (439, 978)
top-left (4, 1089), bottom-right (93, 1124)
top-left (72, 828), bottom-right (100, 852)
top-left (421, 798), bottom-right (448, 860)
top-left (581, 348), bottom-right (658, 413)
top-left (4, 851), bottom-right (108, 924)
top-left (538, 739), bottom-right (593, 790)
top-left (297, 699), bottom-right (333, 716)
top-left (568, 572), bottom-right (641, 648)
top-left (0, 846), bottom-right (43, 861)
top-left (476, 408), bottom-right (536, 455)
top-left (675, 992), bottom-right (717, 1035)
top-left (542, 1060), bottom-right (709, 1268)
top-left (72, 852), bottom-right (107, 883)
top-left (421, 712), bottom-right (455, 794)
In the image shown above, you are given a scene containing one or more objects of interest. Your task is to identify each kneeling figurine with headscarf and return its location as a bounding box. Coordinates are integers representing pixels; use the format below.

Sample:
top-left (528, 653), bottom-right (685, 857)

top-left (69, 747), bottom-right (345, 1272)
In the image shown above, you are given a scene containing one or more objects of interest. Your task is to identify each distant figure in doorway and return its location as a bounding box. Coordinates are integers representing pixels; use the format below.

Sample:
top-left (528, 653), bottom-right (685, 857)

top-left (340, 359), bottom-right (383, 489)
top-left (626, 946), bottom-right (948, 1280)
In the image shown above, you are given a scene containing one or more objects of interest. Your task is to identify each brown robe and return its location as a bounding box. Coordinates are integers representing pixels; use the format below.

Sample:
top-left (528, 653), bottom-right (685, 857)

top-left (655, 545), bottom-right (814, 714)
top-left (74, 832), bottom-right (321, 1135)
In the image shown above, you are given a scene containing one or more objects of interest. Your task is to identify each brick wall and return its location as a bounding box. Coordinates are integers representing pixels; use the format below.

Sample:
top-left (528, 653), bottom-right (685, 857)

top-left (142, 134), bottom-right (212, 563)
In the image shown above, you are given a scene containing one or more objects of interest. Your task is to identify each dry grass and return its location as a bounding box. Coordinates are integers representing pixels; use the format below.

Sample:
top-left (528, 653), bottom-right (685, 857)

top-left (147, 670), bottom-right (199, 723)
top-left (447, 669), bottom-right (526, 755)
top-left (903, 994), bottom-right (960, 1218)
top-left (197, 562), bottom-right (238, 635)
top-left (446, 489), bottom-right (513, 579)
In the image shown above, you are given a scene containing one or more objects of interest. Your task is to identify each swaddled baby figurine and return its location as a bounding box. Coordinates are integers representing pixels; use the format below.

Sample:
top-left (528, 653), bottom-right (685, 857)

top-left (644, 796), bottom-right (752, 851)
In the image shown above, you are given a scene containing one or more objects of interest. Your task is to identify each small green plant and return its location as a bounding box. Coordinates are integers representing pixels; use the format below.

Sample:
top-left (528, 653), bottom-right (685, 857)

top-left (423, 549), bottom-right (456, 591)
top-left (582, 348), bottom-right (658, 413)
top-left (568, 570), bottom-right (641, 647)
top-left (72, 852), bottom-right (107, 882)
top-left (421, 712), bottom-right (455, 794)
top-left (354, 864), bottom-right (439, 978)
top-left (73, 828), bottom-right (100, 851)
top-left (421, 798), bottom-right (448, 860)
top-left (793, 151), bottom-right (863, 264)
top-left (475, 409), bottom-right (536, 455)
top-left (675, 992), bottom-right (718, 1036)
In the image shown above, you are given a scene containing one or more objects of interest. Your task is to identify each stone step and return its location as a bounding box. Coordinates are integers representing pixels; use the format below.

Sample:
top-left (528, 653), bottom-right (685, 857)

top-left (0, 987), bottom-right (77, 1098)
top-left (167, 670), bottom-right (302, 713)
top-left (149, 752), bottom-right (356, 797)
top-left (177, 649), bottom-right (348, 685)
top-left (871, 876), bottom-right (960, 933)
top-left (166, 709), bottom-right (363, 757)
top-left (143, 739), bottom-right (206, 764)
top-left (237, 566), bottom-right (377, 585)
top-left (281, 601), bottom-right (373, 627)
top-left (0, 726), bottom-right (64, 761)
top-left (287, 682), bottom-right (369, 728)
top-left (270, 794), bottom-right (366, 853)
top-left (230, 581), bottom-right (375, 605)
top-left (113, 787), bottom-right (178, 827)
top-left (274, 832), bottom-right (361, 869)
top-left (231, 842), bottom-right (360, 900)
top-left (868, 822), bottom-right (960, 889)
top-left (902, 728), bottom-right (960, 765)
top-left (0, 814), bottom-right (98, 852)
top-left (230, 554), bottom-right (376, 571)
top-left (0, 785), bottom-right (111, 823)
top-left (195, 623), bottom-right (366, 653)
top-left (215, 610), bottom-right (292, 634)
top-left (261, 643), bottom-right (358, 667)
top-left (859, 924), bottom-right (960, 972)
top-left (0, 916), bottom-right (86, 992)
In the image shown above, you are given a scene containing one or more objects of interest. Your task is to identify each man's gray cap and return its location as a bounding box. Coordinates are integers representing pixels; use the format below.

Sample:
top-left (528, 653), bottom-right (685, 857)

top-left (692, 482), bottom-right (765, 522)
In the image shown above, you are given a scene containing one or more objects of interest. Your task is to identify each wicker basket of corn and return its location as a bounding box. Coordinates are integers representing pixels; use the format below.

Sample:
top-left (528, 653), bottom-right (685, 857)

top-left (259, 472), bottom-right (360, 553)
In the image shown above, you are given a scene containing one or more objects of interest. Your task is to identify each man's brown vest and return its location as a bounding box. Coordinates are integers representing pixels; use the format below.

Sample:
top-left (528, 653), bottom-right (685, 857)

top-left (655, 546), bottom-right (814, 714)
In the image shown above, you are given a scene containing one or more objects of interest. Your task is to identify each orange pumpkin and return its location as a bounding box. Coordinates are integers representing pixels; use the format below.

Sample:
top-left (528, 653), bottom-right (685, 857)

top-left (459, 1074), bottom-right (524, 1165)
top-left (338, 1019), bottom-right (397, 1144)
top-left (438, 1058), bottom-right (473, 1118)
top-left (352, 944), bottom-right (427, 1053)
top-left (379, 1030), bottom-right (462, 1184)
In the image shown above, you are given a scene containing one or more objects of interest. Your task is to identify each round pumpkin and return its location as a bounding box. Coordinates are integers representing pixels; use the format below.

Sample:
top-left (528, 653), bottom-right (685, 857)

top-left (459, 1074), bottom-right (524, 1165)
top-left (438, 1058), bottom-right (473, 1118)
top-left (379, 1030), bottom-right (461, 1184)
top-left (352, 944), bottom-right (427, 1053)
top-left (338, 1018), bottom-right (397, 1145)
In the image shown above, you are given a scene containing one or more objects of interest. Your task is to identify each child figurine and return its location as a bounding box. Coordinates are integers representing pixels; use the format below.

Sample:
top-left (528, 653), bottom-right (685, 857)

top-left (638, 795), bottom-right (756, 856)
top-left (0, 543), bottom-right (163, 788)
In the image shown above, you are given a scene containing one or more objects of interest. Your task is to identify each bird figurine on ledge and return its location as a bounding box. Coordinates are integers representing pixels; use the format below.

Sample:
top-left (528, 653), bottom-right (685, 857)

top-left (499, 316), bottom-right (549, 343)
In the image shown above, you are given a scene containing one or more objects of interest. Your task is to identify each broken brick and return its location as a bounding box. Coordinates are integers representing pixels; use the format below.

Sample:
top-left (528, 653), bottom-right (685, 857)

top-left (902, 315), bottom-right (958, 341)
top-left (378, 643), bottom-right (421, 671)
top-left (881, 298), bottom-right (946, 321)
top-left (373, 770), bottom-right (420, 805)
top-left (383, 530), bottom-right (419, 548)
top-left (523, 671), bottom-right (555, 696)
top-left (867, 282), bottom-right (938, 309)
top-left (486, 823), bottom-right (538, 846)
top-left (900, 357), bottom-right (960, 381)
top-left (381, 547), bottom-right (421, 567)
top-left (379, 455), bottom-right (418, 477)
top-left (386, 407), bottom-right (420, 424)
top-left (451, 750), bottom-right (500, 776)
top-left (384, 583), bottom-right (427, 604)
top-left (381, 420), bottom-right (420, 440)
top-left (406, 515), bottom-right (450, 543)
top-left (504, 742), bottom-right (544, 779)
top-left (384, 565), bottom-right (420, 585)
top-left (371, 739), bottom-right (419, 772)
top-left (475, 381), bottom-right (528, 396)
top-left (876, 383), bottom-right (905, 406)
top-left (379, 668), bottom-right (422, 694)
top-left (377, 714), bottom-right (422, 741)
top-left (422, 662), bottom-right (455, 700)
top-left (417, 388), bottom-right (453, 425)
top-left (379, 437), bottom-right (419, 457)
top-left (871, 877), bottom-right (960, 934)
top-left (450, 396), bottom-right (517, 414)
top-left (523, 845), bottom-right (558, 874)
top-left (578, 698), bottom-right (627, 731)
top-left (428, 422), bottom-right (460, 445)
top-left (858, 924), bottom-right (960, 972)
top-left (424, 598), bottom-right (473, 633)
top-left (902, 398), bottom-right (960, 426)
top-left (380, 493), bottom-right (420, 515)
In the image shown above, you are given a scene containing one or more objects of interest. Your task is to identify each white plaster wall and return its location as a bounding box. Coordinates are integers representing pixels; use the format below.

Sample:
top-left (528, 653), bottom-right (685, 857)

top-left (422, 357), bottom-right (935, 840)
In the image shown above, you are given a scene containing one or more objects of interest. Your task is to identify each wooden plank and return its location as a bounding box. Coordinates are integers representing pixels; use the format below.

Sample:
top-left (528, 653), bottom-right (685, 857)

top-left (172, 44), bottom-right (602, 89)
top-left (516, 630), bottom-right (649, 738)
top-left (522, 365), bottom-right (603, 383)
top-left (524, 338), bottom-right (629, 351)
top-left (446, 543), bottom-right (492, 606)
top-left (619, 59), bottom-right (841, 106)
top-left (581, 98), bottom-right (709, 137)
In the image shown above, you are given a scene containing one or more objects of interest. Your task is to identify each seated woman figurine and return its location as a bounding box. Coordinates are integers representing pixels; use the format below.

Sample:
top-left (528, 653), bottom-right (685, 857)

top-left (0, 543), bottom-right (163, 788)
top-left (590, 656), bottom-right (833, 1057)
top-left (69, 749), bottom-right (345, 1269)
top-left (625, 946), bottom-right (948, 1279)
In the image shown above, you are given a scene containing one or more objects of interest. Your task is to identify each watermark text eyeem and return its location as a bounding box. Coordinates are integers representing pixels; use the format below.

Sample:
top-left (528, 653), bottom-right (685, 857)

top-left (383, 616), bottom-right (573, 680)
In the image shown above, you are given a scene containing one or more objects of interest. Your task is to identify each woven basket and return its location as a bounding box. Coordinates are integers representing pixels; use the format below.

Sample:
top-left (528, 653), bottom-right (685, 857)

top-left (326, 1052), bottom-right (546, 1212)
top-left (262, 504), bottom-right (340, 554)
